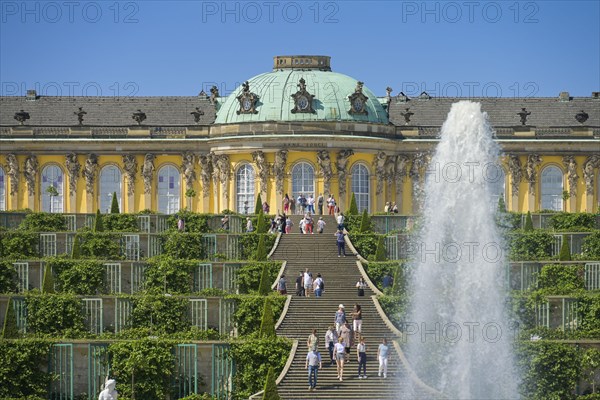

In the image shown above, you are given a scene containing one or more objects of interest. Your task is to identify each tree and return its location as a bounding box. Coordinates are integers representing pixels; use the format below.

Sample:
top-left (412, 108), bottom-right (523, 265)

top-left (110, 192), bottom-right (120, 214)
top-left (71, 234), bottom-right (81, 259)
top-left (497, 196), bottom-right (507, 213)
top-left (259, 298), bottom-right (276, 338)
top-left (255, 234), bottom-right (268, 261)
top-left (359, 208), bottom-right (372, 232)
top-left (524, 211), bottom-right (534, 231)
top-left (262, 366), bottom-right (281, 400)
top-left (256, 210), bottom-right (267, 234)
top-left (374, 236), bottom-right (386, 261)
top-left (94, 209), bottom-right (104, 232)
top-left (348, 193), bottom-right (359, 215)
top-left (2, 297), bottom-right (19, 338)
top-left (258, 262), bottom-right (271, 295)
top-left (42, 264), bottom-right (55, 294)
top-left (559, 235), bottom-right (571, 261)
top-left (255, 193), bottom-right (263, 215)
top-left (185, 188), bottom-right (196, 210)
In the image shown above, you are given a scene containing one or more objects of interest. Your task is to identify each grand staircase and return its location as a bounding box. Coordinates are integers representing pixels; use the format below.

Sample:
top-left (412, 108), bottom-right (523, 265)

top-left (267, 215), bottom-right (438, 400)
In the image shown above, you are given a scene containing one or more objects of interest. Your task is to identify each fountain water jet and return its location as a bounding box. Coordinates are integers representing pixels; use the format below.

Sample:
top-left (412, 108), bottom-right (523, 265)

top-left (405, 101), bottom-right (519, 399)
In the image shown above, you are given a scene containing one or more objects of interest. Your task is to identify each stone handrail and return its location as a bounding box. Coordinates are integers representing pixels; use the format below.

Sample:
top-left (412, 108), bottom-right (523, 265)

top-left (270, 260), bottom-right (287, 291)
top-left (274, 294), bottom-right (292, 330)
top-left (267, 232), bottom-right (282, 260)
top-left (356, 260), bottom-right (383, 296)
top-left (248, 339), bottom-right (299, 400)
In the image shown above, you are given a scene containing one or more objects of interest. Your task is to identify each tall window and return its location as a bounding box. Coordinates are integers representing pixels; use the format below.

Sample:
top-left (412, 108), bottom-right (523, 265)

top-left (99, 165), bottom-right (122, 213)
top-left (488, 166), bottom-right (506, 208)
top-left (41, 165), bottom-right (64, 213)
top-left (157, 165), bottom-right (180, 214)
top-left (0, 167), bottom-right (5, 211)
top-left (541, 166), bottom-right (563, 211)
top-left (291, 162), bottom-right (314, 200)
top-left (351, 164), bottom-right (370, 212)
top-left (236, 164), bottom-right (255, 214)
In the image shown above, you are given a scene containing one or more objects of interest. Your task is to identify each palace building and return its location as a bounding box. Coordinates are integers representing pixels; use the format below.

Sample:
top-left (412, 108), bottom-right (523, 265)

top-left (0, 55), bottom-right (599, 215)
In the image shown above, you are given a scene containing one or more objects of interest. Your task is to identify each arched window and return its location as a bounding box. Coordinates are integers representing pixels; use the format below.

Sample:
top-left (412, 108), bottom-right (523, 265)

top-left (157, 165), bottom-right (180, 214)
top-left (351, 164), bottom-right (370, 212)
top-left (41, 165), bottom-right (64, 213)
top-left (236, 163), bottom-right (255, 214)
top-left (99, 165), bottom-right (122, 213)
top-left (488, 166), bottom-right (506, 208)
top-left (292, 162), bottom-right (315, 201)
top-left (0, 167), bottom-right (5, 211)
top-left (541, 166), bottom-right (563, 211)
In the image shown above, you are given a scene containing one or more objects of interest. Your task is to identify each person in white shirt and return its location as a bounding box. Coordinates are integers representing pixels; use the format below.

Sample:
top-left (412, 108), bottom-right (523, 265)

top-left (334, 337), bottom-right (346, 381)
top-left (377, 338), bottom-right (389, 378)
top-left (325, 326), bottom-right (338, 365)
top-left (303, 269), bottom-right (313, 297)
top-left (313, 273), bottom-right (324, 297)
top-left (305, 349), bottom-right (322, 391)
top-left (307, 195), bottom-right (315, 213)
top-left (316, 217), bottom-right (326, 233)
top-left (336, 212), bottom-right (344, 230)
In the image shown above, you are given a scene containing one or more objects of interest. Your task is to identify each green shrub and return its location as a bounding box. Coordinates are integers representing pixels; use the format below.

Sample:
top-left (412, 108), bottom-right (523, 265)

top-left (508, 230), bottom-right (554, 261)
top-left (344, 215), bottom-right (362, 232)
top-left (236, 262), bottom-right (282, 294)
top-left (144, 257), bottom-right (195, 294)
top-left (239, 234), bottom-right (276, 260)
top-left (102, 214), bottom-right (139, 232)
top-left (497, 196), bottom-right (507, 213)
top-left (559, 235), bottom-right (572, 261)
top-left (550, 212), bottom-right (597, 231)
top-left (108, 339), bottom-right (175, 400)
top-left (41, 265), bottom-right (55, 294)
top-left (93, 209), bottom-right (104, 232)
top-left (47, 258), bottom-right (105, 295)
top-left (79, 232), bottom-right (122, 260)
top-left (348, 233), bottom-right (380, 259)
top-left (161, 232), bottom-right (205, 260)
top-left (0, 260), bottom-right (19, 293)
top-left (0, 232), bottom-right (39, 259)
top-left (232, 295), bottom-right (286, 337)
top-left (262, 366), bottom-right (281, 400)
top-left (166, 211), bottom-right (209, 233)
top-left (524, 211), bottom-right (534, 231)
top-left (259, 298), bottom-right (276, 338)
top-left (378, 294), bottom-right (410, 329)
top-left (255, 234), bottom-right (268, 261)
top-left (348, 193), bottom-right (359, 215)
top-left (18, 213), bottom-right (66, 232)
top-left (110, 192), bottom-right (120, 214)
top-left (582, 231), bottom-right (600, 259)
top-left (359, 209), bottom-right (372, 232)
top-left (0, 339), bottom-right (53, 398)
top-left (70, 234), bottom-right (81, 259)
top-left (129, 295), bottom-right (189, 334)
top-left (255, 193), bottom-right (263, 215)
top-left (25, 293), bottom-right (86, 335)
top-left (373, 235), bottom-right (386, 261)
top-left (2, 297), bottom-right (19, 338)
top-left (517, 341), bottom-right (581, 400)
top-left (257, 263), bottom-right (271, 295)
top-left (537, 264), bottom-right (584, 295)
top-left (229, 338), bottom-right (290, 400)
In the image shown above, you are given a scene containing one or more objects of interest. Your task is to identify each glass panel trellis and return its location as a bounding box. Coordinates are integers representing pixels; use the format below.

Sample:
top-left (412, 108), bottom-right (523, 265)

top-left (157, 215), bottom-right (169, 232)
top-left (203, 234), bottom-right (217, 261)
top-left (123, 235), bottom-right (140, 261)
top-left (13, 262), bottom-right (29, 293)
top-left (65, 233), bottom-right (76, 256)
top-left (115, 298), bottom-right (131, 333)
top-left (137, 215), bottom-right (151, 233)
top-left (149, 234), bottom-right (162, 258)
top-left (83, 298), bottom-right (103, 334)
top-left (535, 302), bottom-right (549, 328)
top-left (131, 262), bottom-right (147, 294)
top-left (562, 298), bottom-right (578, 332)
top-left (194, 263), bottom-right (213, 292)
top-left (385, 235), bottom-right (399, 260)
top-left (64, 215), bottom-right (76, 231)
top-left (219, 299), bottom-right (236, 336)
top-left (189, 299), bottom-right (208, 330)
top-left (223, 263), bottom-right (240, 294)
top-left (226, 235), bottom-right (240, 260)
top-left (104, 263), bottom-right (122, 294)
top-left (174, 344), bottom-right (198, 399)
top-left (12, 297), bottom-right (27, 333)
top-left (40, 233), bottom-right (57, 257)
top-left (85, 215), bottom-right (95, 229)
top-left (212, 344), bottom-right (234, 400)
top-left (585, 262), bottom-right (600, 290)
top-left (518, 262), bottom-right (541, 291)
top-left (88, 344), bottom-right (109, 400)
top-left (551, 235), bottom-right (563, 257)
top-left (49, 343), bottom-right (73, 400)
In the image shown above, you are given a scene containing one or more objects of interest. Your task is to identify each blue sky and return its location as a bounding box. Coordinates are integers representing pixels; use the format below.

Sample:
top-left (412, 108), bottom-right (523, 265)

top-left (1, 1), bottom-right (598, 98)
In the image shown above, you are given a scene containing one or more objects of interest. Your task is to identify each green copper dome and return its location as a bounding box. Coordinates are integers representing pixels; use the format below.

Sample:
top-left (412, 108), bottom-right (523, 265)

top-left (214, 56), bottom-right (388, 125)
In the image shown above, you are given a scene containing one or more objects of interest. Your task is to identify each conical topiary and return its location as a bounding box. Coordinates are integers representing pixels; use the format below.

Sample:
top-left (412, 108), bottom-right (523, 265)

top-left (255, 193), bottom-right (263, 215)
top-left (262, 366), bottom-right (281, 400)
top-left (559, 234), bottom-right (571, 261)
top-left (359, 208), bottom-right (371, 232)
top-left (391, 264), bottom-right (403, 295)
top-left (71, 234), bottom-right (81, 259)
top-left (2, 297), bottom-right (19, 338)
top-left (255, 234), bottom-right (267, 261)
top-left (110, 192), bottom-right (120, 214)
top-left (258, 262), bottom-right (271, 295)
top-left (256, 209), bottom-right (267, 234)
top-left (524, 211), bottom-right (534, 231)
top-left (348, 193), bottom-right (359, 215)
top-left (42, 265), bottom-right (55, 294)
top-left (374, 235), bottom-right (386, 261)
top-left (93, 209), bottom-right (104, 232)
top-left (497, 196), bottom-right (506, 213)
top-left (259, 298), bottom-right (276, 338)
